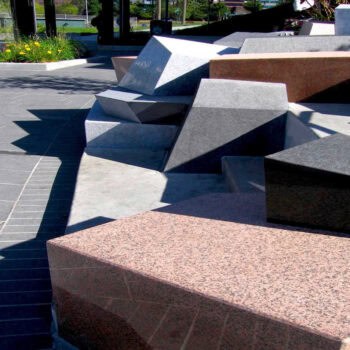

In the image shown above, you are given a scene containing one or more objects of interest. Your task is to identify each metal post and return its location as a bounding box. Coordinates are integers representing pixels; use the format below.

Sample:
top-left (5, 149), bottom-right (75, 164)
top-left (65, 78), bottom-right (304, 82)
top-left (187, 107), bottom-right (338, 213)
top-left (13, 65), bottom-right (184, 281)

top-left (85, 0), bottom-right (89, 25)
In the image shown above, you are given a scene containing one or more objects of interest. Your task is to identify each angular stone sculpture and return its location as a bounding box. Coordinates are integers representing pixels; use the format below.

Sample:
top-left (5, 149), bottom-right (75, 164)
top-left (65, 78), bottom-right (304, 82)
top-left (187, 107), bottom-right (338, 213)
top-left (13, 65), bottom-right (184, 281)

top-left (214, 31), bottom-right (294, 49)
top-left (118, 36), bottom-right (234, 96)
top-left (240, 35), bottom-right (350, 54)
top-left (335, 4), bottom-right (350, 35)
top-left (96, 88), bottom-right (192, 123)
top-left (265, 133), bottom-right (350, 232)
top-left (210, 51), bottom-right (350, 102)
top-left (164, 79), bottom-right (288, 173)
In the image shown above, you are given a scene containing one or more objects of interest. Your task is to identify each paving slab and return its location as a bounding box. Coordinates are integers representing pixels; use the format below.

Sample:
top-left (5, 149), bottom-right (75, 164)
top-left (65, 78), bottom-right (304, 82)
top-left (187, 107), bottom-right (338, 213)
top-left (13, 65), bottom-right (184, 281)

top-left (48, 193), bottom-right (350, 350)
top-left (66, 149), bottom-right (227, 233)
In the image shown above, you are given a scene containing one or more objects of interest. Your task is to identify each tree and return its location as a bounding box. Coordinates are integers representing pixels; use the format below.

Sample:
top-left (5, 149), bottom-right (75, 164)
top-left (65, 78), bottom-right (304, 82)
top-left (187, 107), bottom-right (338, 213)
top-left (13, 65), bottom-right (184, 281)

top-left (88, 0), bottom-right (101, 15)
top-left (56, 2), bottom-right (79, 14)
top-left (243, 0), bottom-right (263, 12)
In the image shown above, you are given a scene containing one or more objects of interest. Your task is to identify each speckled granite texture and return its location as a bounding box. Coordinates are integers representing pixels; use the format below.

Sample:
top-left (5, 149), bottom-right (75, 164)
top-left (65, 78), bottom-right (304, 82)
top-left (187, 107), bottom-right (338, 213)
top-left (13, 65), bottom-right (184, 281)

top-left (48, 193), bottom-right (350, 350)
top-left (210, 51), bottom-right (350, 102)
top-left (265, 133), bottom-right (350, 232)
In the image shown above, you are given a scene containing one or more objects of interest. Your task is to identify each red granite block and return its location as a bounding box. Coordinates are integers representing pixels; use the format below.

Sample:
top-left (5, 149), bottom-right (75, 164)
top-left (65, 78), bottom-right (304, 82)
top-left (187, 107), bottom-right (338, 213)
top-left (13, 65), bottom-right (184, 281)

top-left (210, 52), bottom-right (350, 102)
top-left (127, 302), bottom-right (170, 343)
top-left (148, 305), bottom-right (197, 349)
top-left (220, 308), bottom-right (255, 350)
top-left (48, 193), bottom-right (350, 350)
top-left (253, 316), bottom-right (289, 350)
top-left (287, 327), bottom-right (343, 350)
top-left (185, 309), bottom-right (226, 349)
top-left (54, 286), bottom-right (149, 350)
top-left (105, 298), bottom-right (140, 321)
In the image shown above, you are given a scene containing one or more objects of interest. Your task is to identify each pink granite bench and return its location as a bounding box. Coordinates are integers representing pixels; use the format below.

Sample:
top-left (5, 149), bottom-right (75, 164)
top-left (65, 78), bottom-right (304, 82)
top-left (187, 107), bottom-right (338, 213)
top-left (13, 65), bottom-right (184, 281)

top-left (210, 51), bottom-right (350, 102)
top-left (48, 193), bottom-right (350, 350)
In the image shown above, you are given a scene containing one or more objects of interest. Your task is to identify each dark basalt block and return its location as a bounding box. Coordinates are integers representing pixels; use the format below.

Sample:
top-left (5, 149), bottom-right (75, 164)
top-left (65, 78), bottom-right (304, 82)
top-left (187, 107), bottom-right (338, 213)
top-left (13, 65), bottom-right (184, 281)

top-left (265, 133), bottom-right (350, 232)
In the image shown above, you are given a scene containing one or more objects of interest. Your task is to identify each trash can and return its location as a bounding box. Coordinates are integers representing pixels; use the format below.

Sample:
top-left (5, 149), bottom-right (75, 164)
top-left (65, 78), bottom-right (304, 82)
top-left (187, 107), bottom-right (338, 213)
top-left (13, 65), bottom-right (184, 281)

top-left (150, 20), bottom-right (172, 35)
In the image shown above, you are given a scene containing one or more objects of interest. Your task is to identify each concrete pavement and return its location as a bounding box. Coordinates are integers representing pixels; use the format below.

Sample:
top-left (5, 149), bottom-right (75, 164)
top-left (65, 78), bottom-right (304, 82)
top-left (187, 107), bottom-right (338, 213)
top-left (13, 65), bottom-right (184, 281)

top-left (0, 57), bottom-right (116, 349)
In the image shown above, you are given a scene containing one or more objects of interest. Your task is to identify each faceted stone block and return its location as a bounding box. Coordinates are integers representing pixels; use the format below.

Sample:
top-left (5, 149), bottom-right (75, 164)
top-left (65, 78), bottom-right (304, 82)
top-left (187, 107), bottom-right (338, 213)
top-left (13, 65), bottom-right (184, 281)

top-left (335, 4), bottom-right (350, 35)
top-left (85, 101), bottom-right (178, 151)
top-left (210, 51), bottom-right (350, 102)
top-left (48, 193), bottom-right (350, 350)
top-left (299, 21), bottom-right (335, 36)
top-left (96, 87), bottom-right (192, 123)
top-left (265, 133), bottom-right (350, 232)
top-left (214, 31), bottom-right (294, 49)
top-left (118, 36), bottom-right (234, 96)
top-left (164, 79), bottom-right (288, 173)
top-left (239, 35), bottom-right (350, 54)
top-left (111, 56), bottom-right (137, 81)
top-left (222, 156), bottom-right (265, 193)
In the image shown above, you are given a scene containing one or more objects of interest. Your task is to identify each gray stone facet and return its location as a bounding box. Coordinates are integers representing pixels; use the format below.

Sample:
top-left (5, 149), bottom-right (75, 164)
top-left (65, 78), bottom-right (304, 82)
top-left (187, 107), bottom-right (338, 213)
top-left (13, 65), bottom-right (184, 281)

top-left (96, 87), bottom-right (192, 123)
top-left (222, 156), bottom-right (265, 192)
top-left (299, 21), bottom-right (335, 36)
top-left (214, 31), bottom-right (294, 49)
top-left (335, 4), bottom-right (350, 35)
top-left (240, 35), bottom-right (350, 54)
top-left (85, 101), bottom-right (178, 151)
top-left (164, 79), bottom-right (288, 173)
top-left (265, 133), bottom-right (350, 232)
top-left (119, 36), bottom-right (235, 96)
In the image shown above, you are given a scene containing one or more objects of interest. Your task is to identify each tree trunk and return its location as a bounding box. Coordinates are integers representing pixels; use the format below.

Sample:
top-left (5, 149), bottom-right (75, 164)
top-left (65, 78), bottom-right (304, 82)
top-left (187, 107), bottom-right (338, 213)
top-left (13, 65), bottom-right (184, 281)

top-left (157, 0), bottom-right (162, 20)
top-left (44, 0), bottom-right (57, 37)
top-left (182, 0), bottom-right (187, 24)
top-left (119, 0), bottom-right (130, 42)
top-left (10, 0), bottom-right (36, 39)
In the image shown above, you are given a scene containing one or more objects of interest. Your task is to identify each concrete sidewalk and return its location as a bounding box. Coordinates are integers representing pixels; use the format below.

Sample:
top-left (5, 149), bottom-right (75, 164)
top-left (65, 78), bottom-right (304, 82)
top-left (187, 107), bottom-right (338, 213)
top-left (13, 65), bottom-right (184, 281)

top-left (0, 57), bottom-right (116, 349)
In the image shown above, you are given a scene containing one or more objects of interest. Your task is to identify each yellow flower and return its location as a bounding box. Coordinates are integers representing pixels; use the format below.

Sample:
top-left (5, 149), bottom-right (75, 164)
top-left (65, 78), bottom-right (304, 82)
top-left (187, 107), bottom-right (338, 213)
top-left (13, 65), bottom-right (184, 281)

top-left (34, 41), bottom-right (40, 47)
top-left (19, 51), bottom-right (25, 55)
top-left (5, 49), bottom-right (11, 53)
top-left (47, 50), bottom-right (52, 54)
top-left (58, 49), bottom-right (62, 53)
top-left (25, 47), bottom-right (31, 51)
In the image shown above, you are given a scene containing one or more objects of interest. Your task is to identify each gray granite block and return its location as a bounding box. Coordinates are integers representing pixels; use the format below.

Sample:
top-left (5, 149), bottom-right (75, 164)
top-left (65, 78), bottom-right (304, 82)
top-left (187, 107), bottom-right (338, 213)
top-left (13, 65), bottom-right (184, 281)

top-left (240, 35), bottom-right (350, 53)
top-left (214, 31), bottom-right (294, 49)
top-left (284, 112), bottom-right (319, 149)
top-left (265, 133), bottom-right (350, 232)
top-left (0, 201), bottom-right (14, 222)
top-left (299, 21), bottom-right (335, 36)
top-left (85, 101), bottom-right (178, 151)
top-left (288, 103), bottom-right (350, 138)
top-left (164, 79), bottom-right (288, 173)
top-left (119, 36), bottom-right (235, 96)
top-left (96, 87), bottom-right (192, 123)
top-left (335, 4), bottom-right (350, 35)
top-left (222, 156), bottom-right (265, 192)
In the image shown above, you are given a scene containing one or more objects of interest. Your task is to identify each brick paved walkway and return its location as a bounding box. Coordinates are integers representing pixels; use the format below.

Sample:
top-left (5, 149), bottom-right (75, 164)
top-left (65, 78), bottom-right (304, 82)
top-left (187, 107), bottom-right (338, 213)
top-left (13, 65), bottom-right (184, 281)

top-left (0, 58), bottom-right (116, 349)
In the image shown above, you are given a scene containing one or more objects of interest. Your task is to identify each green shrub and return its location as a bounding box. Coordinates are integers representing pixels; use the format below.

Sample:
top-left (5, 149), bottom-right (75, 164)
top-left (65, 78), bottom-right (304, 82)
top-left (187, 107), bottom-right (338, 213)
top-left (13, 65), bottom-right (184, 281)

top-left (35, 1), bottom-right (45, 15)
top-left (0, 35), bottom-right (85, 62)
top-left (56, 2), bottom-right (79, 15)
top-left (243, 0), bottom-right (263, 12)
